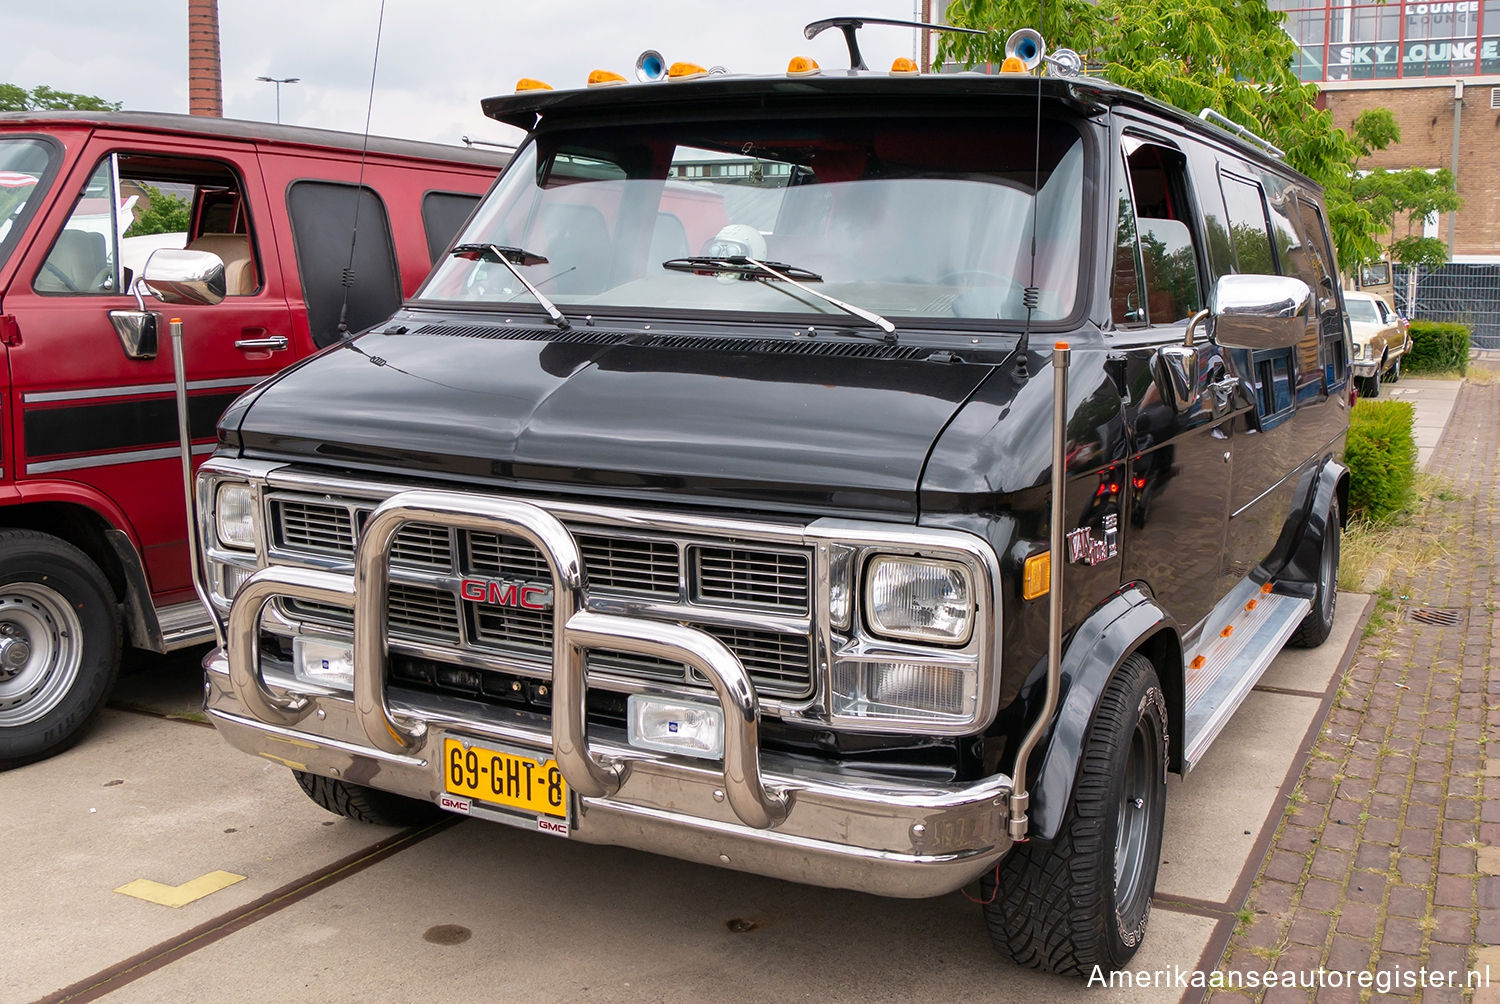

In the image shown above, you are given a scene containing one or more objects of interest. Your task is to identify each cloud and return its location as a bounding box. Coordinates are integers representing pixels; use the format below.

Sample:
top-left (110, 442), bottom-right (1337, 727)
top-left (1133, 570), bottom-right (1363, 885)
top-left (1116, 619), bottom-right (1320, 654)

top-left (10, 0), bottom-right (932, 144)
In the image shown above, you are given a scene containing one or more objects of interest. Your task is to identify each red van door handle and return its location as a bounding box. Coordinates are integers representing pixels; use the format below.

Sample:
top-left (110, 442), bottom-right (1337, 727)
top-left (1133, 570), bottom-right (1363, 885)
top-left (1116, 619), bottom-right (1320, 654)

top-left (234, 335), bottom-right (289, 351)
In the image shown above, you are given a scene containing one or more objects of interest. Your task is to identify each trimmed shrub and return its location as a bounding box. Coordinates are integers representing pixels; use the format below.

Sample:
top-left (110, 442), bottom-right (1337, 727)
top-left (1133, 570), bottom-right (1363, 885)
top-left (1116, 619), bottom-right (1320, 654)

top-left (1404, 320), bottom-right (1469, 376)
top-left (1344, 399), bottom-right (1417, 521)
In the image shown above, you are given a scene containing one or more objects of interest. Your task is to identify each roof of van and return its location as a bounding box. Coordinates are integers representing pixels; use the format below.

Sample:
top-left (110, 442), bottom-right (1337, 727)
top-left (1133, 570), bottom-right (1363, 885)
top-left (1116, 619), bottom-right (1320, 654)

top-left (0, 110), bottom-right (512, 169)
top-left (481, 72), bottom-right (1315, 191)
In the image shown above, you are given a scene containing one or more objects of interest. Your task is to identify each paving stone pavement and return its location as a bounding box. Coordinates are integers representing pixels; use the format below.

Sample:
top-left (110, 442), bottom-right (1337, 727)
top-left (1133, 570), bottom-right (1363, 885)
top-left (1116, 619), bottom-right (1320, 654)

top-left (1210, 379), bottom-right (1500, 1002)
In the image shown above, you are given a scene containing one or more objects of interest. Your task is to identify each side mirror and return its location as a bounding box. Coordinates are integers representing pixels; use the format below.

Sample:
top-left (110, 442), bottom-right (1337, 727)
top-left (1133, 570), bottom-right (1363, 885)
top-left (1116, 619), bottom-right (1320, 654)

top-left (140, 248), bottom-right (227, 306)
top-left (1207, 273), bottom-right (1312, 350)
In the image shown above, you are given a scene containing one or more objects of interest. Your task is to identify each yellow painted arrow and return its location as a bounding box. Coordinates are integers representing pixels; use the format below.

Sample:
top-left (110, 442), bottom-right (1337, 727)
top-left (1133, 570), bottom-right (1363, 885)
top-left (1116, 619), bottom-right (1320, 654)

top-left (114, 870), bottom-right (246, 908)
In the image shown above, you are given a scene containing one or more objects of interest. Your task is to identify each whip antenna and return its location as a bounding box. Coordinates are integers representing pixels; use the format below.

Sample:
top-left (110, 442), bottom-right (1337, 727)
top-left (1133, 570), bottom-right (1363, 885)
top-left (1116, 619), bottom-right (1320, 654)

top-left (336, 0), bottom-right (387, 338)
top-left (1014, 10), bottom-right (1046, 378)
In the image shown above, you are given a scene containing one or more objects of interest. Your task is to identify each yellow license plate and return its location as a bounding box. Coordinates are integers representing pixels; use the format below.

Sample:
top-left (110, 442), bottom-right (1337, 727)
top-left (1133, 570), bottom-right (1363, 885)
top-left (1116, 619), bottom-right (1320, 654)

top-left (443, 738), bottom-right (568, 819)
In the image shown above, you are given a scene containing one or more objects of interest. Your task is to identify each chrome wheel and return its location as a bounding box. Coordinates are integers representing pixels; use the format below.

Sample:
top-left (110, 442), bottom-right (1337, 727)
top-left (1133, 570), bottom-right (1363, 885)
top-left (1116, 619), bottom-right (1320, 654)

top-left (1114, 713), bottom-right (1164, 926)
top-left (0, 583), bottom-right (85, 727)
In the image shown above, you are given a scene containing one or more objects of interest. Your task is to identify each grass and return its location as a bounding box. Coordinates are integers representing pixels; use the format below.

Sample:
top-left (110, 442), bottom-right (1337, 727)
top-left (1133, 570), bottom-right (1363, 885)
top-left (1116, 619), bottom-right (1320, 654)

top-left (1337, 474), bottom-right (1460, 594)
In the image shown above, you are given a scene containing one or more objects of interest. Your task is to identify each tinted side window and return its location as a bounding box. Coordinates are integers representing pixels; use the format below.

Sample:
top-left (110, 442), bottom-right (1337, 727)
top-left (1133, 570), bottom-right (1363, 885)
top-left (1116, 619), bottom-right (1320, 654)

top-left (1295, 197), bottom-right (1350, 388)
top-left (1220, 174), bottom-right (1275, 274)
top-left (1110, 153), bottom-right (1146, 328)
top-left (286, 181), bottom-right (400, 348)
top-left (421, 191), bottom-right (480, 265)
top-left (1123, 141), bottom-right (1203, 323)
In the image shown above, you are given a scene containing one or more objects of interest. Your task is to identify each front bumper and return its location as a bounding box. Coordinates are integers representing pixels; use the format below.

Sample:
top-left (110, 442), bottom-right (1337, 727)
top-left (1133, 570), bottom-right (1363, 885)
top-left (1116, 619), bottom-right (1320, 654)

top-left (1350, 359), bottom-right (1380, 378)
top-left (206, 489), bottom-right (1014, 898)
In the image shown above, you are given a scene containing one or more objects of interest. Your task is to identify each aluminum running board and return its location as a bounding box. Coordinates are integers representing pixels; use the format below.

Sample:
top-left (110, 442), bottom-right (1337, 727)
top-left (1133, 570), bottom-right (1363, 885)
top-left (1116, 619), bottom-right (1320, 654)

top-left (157, 600), bottom-right (215, 651)
top-left (1181, 582), bottom-right (1312, 770)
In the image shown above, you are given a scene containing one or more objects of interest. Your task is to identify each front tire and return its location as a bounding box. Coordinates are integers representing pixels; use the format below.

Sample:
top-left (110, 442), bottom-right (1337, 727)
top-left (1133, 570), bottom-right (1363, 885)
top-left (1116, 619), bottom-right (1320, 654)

top-left (1290, 498), bottom-right (1340, 648)
top-left (293, 770), bottom-right (443, 827)
top-left (0, 530), bottom-right (121, 769)
top-left (980, 653), bottom-right (1168, 975)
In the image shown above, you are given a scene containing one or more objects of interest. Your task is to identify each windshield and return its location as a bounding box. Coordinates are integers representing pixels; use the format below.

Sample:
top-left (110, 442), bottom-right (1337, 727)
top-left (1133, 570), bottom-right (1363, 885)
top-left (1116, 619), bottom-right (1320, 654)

top-left (0, 138), bottom-right (57, 270)
top-left (1345, 297), bottom-right (1379, 322)
top-left (420, 115), bottom-right (1087, 324)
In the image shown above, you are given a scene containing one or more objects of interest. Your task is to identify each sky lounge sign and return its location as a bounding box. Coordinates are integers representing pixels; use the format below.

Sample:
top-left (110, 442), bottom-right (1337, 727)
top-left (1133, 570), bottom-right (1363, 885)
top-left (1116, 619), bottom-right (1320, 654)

top-left (1331, 36), bottom-right (1500, 73)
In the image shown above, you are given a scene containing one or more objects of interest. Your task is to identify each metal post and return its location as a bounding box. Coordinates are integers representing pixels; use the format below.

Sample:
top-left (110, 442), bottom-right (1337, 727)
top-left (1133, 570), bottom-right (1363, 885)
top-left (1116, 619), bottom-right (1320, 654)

top-left (1007, 341), bottom-right (1070, 841)
top-left (171, 317), bottom-right (225, 649)
top-left (1448, 79), bottom-right (1463, 258)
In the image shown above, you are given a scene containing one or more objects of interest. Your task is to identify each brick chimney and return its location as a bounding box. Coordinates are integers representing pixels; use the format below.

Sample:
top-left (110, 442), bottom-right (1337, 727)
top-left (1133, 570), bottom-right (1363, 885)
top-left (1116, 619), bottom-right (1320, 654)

top-left (187, 0), bottom-right (223, 117)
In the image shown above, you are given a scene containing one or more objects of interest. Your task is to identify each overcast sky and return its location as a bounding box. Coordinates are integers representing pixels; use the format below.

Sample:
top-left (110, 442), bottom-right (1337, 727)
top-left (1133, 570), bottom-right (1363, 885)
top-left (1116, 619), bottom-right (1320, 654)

top-left (9, 1), bottom-right (935, 148)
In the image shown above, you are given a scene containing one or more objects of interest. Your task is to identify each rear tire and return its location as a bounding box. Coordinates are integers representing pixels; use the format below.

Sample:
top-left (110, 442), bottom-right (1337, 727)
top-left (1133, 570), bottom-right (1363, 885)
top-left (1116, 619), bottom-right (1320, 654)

top-left (1386, 356), bottom-right (1402, 383)
top-left (980, 653), bottom-right (1168, 975)
top-left (1290, 498), bottom-right (1340, 648)
top-left (293, 769), bottom-right (443, 827)
top-left (0, 530), bottom-right (121, 769)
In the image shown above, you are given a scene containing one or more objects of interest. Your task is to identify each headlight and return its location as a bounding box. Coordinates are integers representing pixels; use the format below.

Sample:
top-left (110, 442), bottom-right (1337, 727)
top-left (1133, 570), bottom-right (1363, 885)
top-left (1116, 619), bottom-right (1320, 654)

top-left (215, 482), bottom-right (257, 550)
top-left (864, 556), bottom-right (973, 644)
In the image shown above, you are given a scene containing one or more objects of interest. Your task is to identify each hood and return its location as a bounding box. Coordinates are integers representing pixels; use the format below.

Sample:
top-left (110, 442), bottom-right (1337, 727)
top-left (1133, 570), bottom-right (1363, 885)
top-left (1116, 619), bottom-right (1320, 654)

top-left (232, 319), bottom-right (1000, 517)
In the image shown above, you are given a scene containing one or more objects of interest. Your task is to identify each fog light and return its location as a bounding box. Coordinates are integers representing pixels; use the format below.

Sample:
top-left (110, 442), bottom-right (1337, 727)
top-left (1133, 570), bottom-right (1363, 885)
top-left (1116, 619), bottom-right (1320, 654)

top-left (293, 636), bottom-right (353, 691)
top-left (627, 694), bottom-right (724, 759)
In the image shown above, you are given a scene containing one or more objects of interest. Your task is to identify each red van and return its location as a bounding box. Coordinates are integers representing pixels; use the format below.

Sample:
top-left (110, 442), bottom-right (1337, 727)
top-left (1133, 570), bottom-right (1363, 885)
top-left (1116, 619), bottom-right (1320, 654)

top-left (0, 110), bottom-right (506, 766)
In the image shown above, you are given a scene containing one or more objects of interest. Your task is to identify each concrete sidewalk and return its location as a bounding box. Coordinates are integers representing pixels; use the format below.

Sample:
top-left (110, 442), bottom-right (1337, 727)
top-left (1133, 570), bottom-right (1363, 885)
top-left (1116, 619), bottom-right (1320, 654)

top-left (1212, 375), bottom-right (1498, 1001)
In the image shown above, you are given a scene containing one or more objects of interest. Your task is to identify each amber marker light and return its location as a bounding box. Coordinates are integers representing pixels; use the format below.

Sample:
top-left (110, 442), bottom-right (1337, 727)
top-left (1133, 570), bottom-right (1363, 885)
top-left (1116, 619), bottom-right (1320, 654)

top-left (787, 56), bottom-right (821, 77)
top-left (587, 69), bottom-right (627, 87)
top-left (1022, 551), bottom-right (1050, 601)
top-left (667, 62), bottom-right (708, 80)
top-left (1190, 655), bottom-right (1206, 669)
top-left (890, 57), bottom-right (919, 76)
top-left (1000, 55), bottom-right (1028, 74)
top-left (515, 78), bottom-right (553, 92)
top-left (1261, 581), bottom-right (1274, 593)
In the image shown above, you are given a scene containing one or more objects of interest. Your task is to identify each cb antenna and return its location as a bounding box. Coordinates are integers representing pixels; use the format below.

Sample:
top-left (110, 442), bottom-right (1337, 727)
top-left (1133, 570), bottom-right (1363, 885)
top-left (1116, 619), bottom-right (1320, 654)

top-left (336, 0), bottom-right (387, 339)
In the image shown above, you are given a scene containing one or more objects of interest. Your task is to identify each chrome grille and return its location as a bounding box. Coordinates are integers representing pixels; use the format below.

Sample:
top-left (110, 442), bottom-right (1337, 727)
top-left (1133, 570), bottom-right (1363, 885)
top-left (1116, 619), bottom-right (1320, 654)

top-left (578, 534), bottom-right (678, 596)
top-left (693, 545), bottom-right (809, 613)
top-left (267, 493), bottom-right (815, 700)
top-left (467, 531), bottom-right (549, 580)
top-left (389, 522), bottom-right (453, 570)
top-left (273, 499), bottom-right (353, 555)
top-left (388, 584), bottom-right (461, 644)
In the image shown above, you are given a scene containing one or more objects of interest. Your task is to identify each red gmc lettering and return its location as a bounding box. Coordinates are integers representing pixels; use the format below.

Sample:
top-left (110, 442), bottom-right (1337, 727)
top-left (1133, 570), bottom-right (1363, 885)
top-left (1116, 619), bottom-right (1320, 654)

top-left (458, 578), bottom-right (550, 610)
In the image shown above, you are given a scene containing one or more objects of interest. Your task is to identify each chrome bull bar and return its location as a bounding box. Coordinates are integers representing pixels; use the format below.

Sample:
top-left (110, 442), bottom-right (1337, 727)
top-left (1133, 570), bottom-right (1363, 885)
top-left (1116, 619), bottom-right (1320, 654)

top-left (225, 489), bottom-right (790, 830)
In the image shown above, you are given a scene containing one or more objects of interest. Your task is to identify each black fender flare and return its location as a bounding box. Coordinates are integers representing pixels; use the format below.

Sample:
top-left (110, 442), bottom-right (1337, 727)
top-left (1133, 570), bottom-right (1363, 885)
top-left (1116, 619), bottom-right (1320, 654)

top-left (1275, 457), bottom-right (1349, 596)
top-left (1026, 584), bottom-right (1182, 842)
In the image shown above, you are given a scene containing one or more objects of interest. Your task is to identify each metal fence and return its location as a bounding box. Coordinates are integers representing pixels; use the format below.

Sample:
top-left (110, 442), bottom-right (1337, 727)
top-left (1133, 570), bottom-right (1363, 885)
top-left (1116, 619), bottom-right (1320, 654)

top-left (1393, 263), bottom-right (1500, 350)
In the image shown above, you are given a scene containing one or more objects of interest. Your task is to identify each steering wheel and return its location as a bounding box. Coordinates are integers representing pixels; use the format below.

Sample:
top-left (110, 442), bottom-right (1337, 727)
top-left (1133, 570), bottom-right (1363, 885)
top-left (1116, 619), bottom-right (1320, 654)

top-left (40, 260), bottom-right (83, 293)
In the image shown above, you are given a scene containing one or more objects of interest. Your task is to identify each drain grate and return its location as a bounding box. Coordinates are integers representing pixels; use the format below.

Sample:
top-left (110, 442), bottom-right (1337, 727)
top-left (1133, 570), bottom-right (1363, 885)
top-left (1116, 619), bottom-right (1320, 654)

top-left (1406, 606), bottom-right (1465, 627)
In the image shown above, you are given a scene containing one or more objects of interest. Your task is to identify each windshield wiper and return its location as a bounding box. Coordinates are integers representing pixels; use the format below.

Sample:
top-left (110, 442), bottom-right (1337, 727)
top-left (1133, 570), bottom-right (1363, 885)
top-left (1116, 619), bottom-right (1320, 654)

top-left (450, 242), bottom-right (570, 330)
top-left (662, 255), bottom-right (897, 342)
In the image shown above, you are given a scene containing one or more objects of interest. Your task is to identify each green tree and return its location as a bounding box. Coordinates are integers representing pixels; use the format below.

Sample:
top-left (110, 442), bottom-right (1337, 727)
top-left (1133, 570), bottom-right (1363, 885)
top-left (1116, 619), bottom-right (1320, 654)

top-left (936, 0), bottom-right (1383, 267)
top-left (1347, 110), bottom-right (1461, 271)
top-left (0, 83), bottom-right (121, 112)
top-left (123, 184), bottom-right (192, 238)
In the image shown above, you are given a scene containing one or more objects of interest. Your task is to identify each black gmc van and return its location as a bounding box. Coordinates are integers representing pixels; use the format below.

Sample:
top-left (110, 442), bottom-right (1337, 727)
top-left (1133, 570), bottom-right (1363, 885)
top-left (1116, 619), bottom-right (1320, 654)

top-left (182, 28), bottom-right (1349, 975)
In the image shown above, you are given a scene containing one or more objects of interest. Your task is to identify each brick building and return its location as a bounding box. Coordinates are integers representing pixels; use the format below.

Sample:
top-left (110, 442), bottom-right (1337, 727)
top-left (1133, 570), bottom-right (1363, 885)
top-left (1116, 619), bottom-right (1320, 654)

top-left (1274, 0), bottom-right (1500, 259)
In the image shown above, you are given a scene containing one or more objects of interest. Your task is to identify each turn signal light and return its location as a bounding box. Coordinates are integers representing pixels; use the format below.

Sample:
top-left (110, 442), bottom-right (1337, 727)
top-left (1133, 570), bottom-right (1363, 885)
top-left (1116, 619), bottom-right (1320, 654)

top-left (515, 78), bottom-right (553, 92)
top-left (1022, 551), bottom-right (1050, 601)
top-left (787, 56), bottom-right (821, 77)
top-left (668, 61), bottom-right (708, 80)
top-left (587, 69), bottom-right (627, 87)
top-left (890, 57), bottom-right (919, 75)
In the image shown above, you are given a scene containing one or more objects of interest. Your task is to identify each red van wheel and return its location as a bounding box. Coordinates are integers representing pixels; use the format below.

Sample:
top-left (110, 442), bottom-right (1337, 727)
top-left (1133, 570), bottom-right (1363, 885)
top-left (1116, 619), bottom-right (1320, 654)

top-left (0, 530), bottom-right (120, 768)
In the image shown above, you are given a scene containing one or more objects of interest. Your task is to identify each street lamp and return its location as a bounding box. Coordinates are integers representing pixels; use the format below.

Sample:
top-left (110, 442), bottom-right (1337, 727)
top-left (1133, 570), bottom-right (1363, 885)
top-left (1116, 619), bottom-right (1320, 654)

top-left (255, 75), bottom-right (299, 124)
